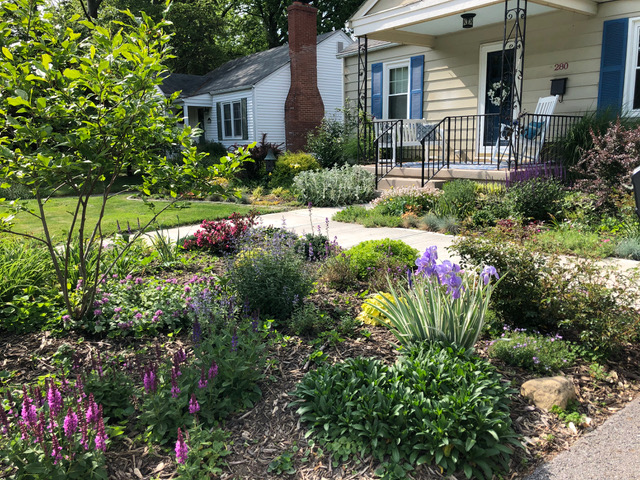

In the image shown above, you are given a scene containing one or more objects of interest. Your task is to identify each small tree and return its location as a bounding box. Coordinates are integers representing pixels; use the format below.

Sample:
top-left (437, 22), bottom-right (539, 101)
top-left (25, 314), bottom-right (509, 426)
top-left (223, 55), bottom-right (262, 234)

top-left (0, 0), bottom-right (249, 320)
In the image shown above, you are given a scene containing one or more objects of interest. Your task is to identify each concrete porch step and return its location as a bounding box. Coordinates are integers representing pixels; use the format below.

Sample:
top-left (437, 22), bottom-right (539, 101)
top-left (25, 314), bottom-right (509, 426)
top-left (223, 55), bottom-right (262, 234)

top-left (361, 164), bottom-right (509, 190)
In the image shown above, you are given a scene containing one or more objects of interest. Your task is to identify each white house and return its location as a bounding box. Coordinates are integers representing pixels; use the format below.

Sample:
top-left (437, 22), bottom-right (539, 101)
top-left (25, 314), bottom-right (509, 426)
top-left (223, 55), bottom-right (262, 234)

top-left (160, 5), bottom-right (352, 151)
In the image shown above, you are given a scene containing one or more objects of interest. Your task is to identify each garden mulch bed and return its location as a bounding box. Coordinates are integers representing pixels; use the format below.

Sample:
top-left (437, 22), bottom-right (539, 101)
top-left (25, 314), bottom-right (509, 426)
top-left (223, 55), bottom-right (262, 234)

top-left (1, 326), bottom-right (639, 480)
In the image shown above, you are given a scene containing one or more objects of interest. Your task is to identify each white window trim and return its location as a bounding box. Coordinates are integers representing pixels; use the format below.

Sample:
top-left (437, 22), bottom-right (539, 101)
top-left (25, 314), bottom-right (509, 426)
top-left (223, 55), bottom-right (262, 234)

top-left (623, 17), bottom-right (640, 115)
top-left (383, 60), bottom-right (410, 120)
top-left (221, 100), bottom-right (244, 140)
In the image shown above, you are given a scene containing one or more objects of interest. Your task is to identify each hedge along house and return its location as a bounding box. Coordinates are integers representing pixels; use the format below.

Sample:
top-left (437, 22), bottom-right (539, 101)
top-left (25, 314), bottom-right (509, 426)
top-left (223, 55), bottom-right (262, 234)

top-left (341, 0), bottom-right (640, 188)
top-left (159, 2), bottom-right (352, 152)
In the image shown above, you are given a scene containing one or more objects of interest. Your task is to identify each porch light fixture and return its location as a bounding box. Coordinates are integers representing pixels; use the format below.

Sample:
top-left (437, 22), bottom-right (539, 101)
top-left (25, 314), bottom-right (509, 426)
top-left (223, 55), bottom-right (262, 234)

top-left (461, 13), bottom-right (476, 29)
top-left (264, 148), bottom-right (277, 174)
top-left (207, 117), bottom-right (212, 124)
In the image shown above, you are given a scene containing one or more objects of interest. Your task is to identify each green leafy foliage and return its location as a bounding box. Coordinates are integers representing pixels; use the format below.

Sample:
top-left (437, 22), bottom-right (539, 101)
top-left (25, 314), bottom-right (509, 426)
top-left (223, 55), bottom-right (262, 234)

top-left (435, 180), bottom-right (477, 219)
top-left (342, 239), bottom-right (417, 281)
top-left (293, 165), bottom-right (376, 207)
top-left (227, 229), bottom-right (315, 322)
top-left (290, 343), bottom-right (520, 479)
top-left (488, 328), bottom-right (576, 373)
top-left (306, 111), bottom-right (358, 168)
top-left (176, 424), bottom-right (231, 479)
top-left (270, 152), bottom-right (320, 189)
top-left (370, 186), bottom-right (441, 217)
top-left (0, 0), bottom-right (248, 323)
top-left (452, 236), bottom-right (549, 329)
top-left (505, 178), bottom-right (566, 221)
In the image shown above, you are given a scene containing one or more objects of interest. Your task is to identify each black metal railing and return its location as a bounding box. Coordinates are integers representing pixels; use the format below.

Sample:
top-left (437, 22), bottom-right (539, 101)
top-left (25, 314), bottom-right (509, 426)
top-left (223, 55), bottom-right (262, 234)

top-left (365, 113), bottom-right (582, 187)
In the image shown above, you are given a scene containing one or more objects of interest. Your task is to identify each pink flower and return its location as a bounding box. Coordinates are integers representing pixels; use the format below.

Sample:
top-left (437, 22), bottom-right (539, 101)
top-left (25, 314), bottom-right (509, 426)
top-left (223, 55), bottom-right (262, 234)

top-left (188, 394), bottom-right (200, 414)
top-left (175, 428), bottom-right (188, 464)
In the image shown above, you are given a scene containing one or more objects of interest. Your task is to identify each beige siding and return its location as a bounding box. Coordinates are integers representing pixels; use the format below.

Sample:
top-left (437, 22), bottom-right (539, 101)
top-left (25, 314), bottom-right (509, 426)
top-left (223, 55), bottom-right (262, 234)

top-left (317, 32), bottom-right (354, 119)
top-left (344, 1), bottom-right (640, 119)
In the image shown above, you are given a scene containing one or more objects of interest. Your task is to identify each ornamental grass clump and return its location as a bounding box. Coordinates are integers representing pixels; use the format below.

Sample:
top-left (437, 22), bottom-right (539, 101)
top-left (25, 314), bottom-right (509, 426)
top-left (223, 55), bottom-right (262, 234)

top-left (369, 246), bottom-right (500, 350)
top-left (0, 379), bottom-right (109, 479)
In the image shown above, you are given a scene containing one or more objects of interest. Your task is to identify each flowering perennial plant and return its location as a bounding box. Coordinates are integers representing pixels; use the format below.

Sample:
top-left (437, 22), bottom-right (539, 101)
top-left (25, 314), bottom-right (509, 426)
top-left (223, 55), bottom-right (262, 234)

top-left (83, 274), bottom-right (219, 336)
top-left (0, 378), bottom-right (108, 479)
top-left (368, 246), bottom-right (500, 350)
top-left (182, 212), bottom-right (258, 253)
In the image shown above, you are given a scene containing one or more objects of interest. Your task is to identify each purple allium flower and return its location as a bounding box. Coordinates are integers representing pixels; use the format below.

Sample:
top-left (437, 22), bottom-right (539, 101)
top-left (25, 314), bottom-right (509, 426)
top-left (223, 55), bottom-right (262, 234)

top-left (208, 361), bottom-right (218, 380)
top-left (114, 307), bottom-right (122, 313)
top-left (62, 315), bottom-right (71, 325)
top-left (63, 406), bottom-right (78, 438)
top-left (134, 312), bottom-right (143, 320)
top-left (189, 394), bottom-right (200, 414)
top-left (95, 407), bottom-right (107, 452)
top-left (47, 383), bottom-right (63, 417)
top-left (175, 428), bottom-right (188, 464)
top-left (481, 265), bottom-right (499, 285)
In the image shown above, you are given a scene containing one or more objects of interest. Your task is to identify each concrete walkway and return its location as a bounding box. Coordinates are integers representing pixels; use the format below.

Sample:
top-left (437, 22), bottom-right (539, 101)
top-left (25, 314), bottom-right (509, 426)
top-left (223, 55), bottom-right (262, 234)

top-left (152, 206), bottom-right (460, 261)
top-left (152, 207), bottom-right (640, 478)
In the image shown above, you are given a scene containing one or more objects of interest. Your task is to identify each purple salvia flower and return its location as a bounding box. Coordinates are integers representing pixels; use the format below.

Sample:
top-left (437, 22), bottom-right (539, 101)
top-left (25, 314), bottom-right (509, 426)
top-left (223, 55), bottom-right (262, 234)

top-left (47, 383), bottom-right (63, 417)
top-left (231, 333), bottom-right (238, 353)
top-left (175, 428), bottom-right (188, 464)
top-left (20, 388), bottom-right (37, 427)
top-left (0, 404), bottom-right (10, 434)
top-left (63, 406), bottom-right (78, 438)
top-left (143, 365), bottom-right (157, 394)
top-left (95, 406), bottom-right (107, 452)
top-left (171, 369), bottom-right (181, 399)
top-left (86, 393), bottom-right (99, 425)
top-left (198, 367), bottom-right (208, 389)
top-left (192, 320), bottom-right (202, 345)
top-left (407, 268), bottom-right (413, 289)
top-left (208, 361), bottom-right (218, 380)
top-left (51, 433), bottom-right (63, 464)
top-left (189, 394), bottom-right (200, 414)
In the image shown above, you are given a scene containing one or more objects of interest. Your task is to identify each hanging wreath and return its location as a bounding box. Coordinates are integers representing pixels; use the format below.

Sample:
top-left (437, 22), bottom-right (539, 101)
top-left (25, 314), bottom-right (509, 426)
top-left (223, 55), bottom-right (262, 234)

top-left (487, 81), bottom-right (510, 107)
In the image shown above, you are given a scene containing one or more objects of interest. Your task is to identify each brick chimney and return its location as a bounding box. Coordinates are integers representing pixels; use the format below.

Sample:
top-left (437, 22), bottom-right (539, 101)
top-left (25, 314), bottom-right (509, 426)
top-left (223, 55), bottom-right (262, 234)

top-left (284, 1), bottom-right (324, 152)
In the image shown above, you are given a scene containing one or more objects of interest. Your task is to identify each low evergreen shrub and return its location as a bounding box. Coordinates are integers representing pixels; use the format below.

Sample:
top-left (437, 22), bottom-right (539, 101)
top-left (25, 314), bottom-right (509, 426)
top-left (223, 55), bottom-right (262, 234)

top-left (505, 177), bottom-right (565, 221)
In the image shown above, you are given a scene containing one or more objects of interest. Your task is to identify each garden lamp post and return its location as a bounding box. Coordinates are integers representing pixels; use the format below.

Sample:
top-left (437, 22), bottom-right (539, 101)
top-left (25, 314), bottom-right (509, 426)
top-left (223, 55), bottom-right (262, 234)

top-left (265, 148), bottom-right (277, 174)
top-left (632, 166), bottom-right (640, 221)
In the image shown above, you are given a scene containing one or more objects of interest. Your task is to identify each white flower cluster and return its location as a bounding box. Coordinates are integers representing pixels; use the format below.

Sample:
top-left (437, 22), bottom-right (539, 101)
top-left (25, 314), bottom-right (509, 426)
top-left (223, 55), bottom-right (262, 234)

top-left (487, 81), bottom-right (510, 107)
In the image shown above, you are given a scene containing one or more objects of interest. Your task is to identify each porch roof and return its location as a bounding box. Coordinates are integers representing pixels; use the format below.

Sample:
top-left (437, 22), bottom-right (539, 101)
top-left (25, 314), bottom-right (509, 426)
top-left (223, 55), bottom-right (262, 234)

top-left (347, 0), bottom-right (601, 46)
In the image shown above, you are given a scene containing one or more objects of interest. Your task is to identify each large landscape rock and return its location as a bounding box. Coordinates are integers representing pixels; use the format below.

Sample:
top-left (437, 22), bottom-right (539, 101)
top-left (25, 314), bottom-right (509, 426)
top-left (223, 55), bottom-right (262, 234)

top-left (521, 376), bottom-right (576, 411)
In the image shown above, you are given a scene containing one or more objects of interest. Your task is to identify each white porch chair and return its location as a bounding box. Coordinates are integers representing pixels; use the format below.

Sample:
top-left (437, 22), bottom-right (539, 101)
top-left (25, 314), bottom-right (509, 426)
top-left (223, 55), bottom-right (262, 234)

top-left (492, 95), bottom-right (560, 164)
top-left (375, 120), bottom-right (444, 166)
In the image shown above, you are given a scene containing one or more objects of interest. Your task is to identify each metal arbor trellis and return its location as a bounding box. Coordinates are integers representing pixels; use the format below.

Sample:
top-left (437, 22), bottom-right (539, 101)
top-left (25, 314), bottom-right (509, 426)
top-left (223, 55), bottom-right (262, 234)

top-left (498, 0), bottom-right (528, 168)
top-left (357, 36), bottom-right (369, 163)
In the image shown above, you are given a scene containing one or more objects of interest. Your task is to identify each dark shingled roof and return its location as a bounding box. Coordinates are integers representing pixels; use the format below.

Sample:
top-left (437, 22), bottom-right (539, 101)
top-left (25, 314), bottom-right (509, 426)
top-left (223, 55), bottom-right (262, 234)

top-left (160, 31), bottom-right (339, 99)
top-left (158, 73), bottom-right (206, 97)
top-left (338, 38), bottom-right (393, 57)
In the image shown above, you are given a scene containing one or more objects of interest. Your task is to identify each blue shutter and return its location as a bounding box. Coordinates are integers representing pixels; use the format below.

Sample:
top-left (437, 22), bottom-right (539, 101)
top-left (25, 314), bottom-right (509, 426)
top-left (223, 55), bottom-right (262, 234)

top-left (597, 18), bottom-right (629, 111)
top-left (371, 62), bottom-right (383, 119)
top-left (410, 55), bottom-right (424, 119)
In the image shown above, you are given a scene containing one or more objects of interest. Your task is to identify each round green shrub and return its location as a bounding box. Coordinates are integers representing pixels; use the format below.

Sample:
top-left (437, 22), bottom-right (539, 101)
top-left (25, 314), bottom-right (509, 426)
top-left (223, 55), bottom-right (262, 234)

top-left (343, 239), bottom-right (418, 280)
top-left (228, 232), bottom-right (315, 322)
top-left (291, 342), bottom-right (519, 479)
top-left (436, 179), bottom-right (478, 219)
top-left (505, 177), bottom-right (565, 221)
top-left (270, 151), bottom-right (320, 188)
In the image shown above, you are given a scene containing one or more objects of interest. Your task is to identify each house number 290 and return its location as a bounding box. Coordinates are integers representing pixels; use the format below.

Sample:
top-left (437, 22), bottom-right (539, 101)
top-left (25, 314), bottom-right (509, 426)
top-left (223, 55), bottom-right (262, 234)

top-left (554, 63), bottom-right (569, 71)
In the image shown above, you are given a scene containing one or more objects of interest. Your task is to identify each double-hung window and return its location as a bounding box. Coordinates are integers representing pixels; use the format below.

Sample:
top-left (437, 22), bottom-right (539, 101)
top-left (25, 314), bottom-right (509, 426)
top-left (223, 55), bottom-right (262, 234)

top-left (223, 101), bottom-right (243, 138)
top-left (387, 65), bottom-right (409, 119)
top-left (216, 98), bottom-right (248, 141)
top-left (624, 17), bottom-right (640, 112)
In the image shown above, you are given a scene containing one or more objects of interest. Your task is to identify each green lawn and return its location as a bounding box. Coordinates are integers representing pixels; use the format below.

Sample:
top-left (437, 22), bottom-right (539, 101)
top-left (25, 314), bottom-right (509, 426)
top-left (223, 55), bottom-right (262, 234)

top-left (2, 195), bottom-right (282, 240)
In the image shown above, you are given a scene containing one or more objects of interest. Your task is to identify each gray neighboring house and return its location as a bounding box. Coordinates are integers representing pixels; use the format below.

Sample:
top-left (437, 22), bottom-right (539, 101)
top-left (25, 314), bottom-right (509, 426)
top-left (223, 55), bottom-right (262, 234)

top-left (159, 28), bottom-right (352, 150)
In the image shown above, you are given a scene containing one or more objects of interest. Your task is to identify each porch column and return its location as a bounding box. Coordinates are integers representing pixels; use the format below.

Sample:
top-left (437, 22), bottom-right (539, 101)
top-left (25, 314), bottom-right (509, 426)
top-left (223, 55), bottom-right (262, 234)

top-left (182, 104), bottom-right (189, 127)
top-left (499, 0), bottom-right (528, 167)
top-left (357, 35), bottom-right (368, 164)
